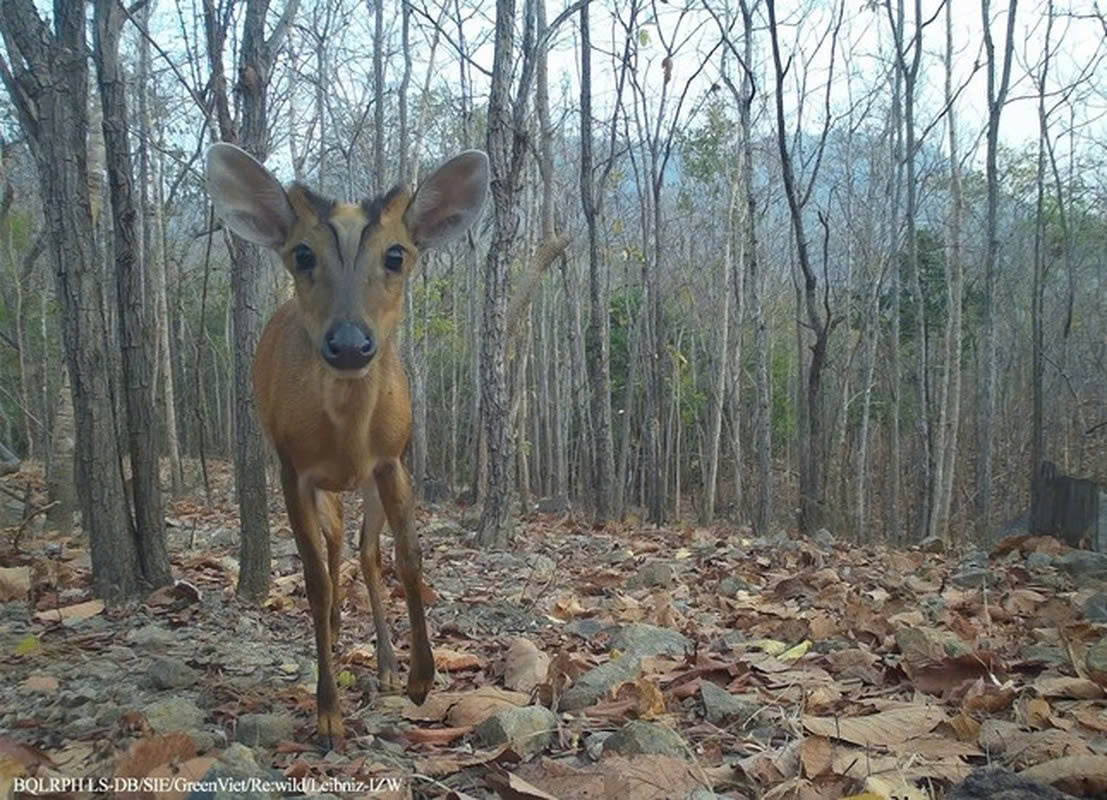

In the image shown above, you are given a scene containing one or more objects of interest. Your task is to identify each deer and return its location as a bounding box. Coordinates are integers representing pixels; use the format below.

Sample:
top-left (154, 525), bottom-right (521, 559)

top-left (204, 143), bottom-right (489, 748)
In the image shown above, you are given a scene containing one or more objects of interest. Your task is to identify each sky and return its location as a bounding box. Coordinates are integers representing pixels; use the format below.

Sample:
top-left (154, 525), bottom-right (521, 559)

top-left (118, 0), bottom-right (1107, 185)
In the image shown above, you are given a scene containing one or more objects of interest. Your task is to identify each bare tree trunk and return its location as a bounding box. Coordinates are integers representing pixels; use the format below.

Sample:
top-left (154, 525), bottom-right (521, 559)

top-left (886, 0), bottom-right (931, 541)
top-left (203, 0), bottom-right (299, 599)
top-left (372, 0), bottom-right (385, 190)
top-left (1, 0), bottom-right (138, 600)
top-left (767, 0), bottom-right (841, 534)
top-left (934, 0), bottom-right (964, 542)
top-left (615, 309), bottom-right (641, 518)
top-left (734, 0), bottom-right (770, 535)
top-left (478, 0), bottom-right (536, 547)
top-left (46, 368), bottom-right (76, 528)
top-left (888, 33), bottom-right (904, 542)
top-left (977, 0), bottom-right (1017, 540)
top-left (137, 6), bottom-right (183, 494)
top-left (702, 177), bottom-right (737, 523)
top-left (579, 0), bottom-right (616, 522)
top-left (94, 0), bottom-right (172, 589)
top-left (857, 276), bottom-right (881, 541)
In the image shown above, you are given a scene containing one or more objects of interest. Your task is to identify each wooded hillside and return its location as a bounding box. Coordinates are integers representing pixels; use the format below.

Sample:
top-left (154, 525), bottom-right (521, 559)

top-left (0, 0), bottom-right (1105, 591)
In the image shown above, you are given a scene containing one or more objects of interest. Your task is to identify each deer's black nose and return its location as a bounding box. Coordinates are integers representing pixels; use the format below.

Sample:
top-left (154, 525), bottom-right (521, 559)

top-left (322, 322), bottom-right (376, 370)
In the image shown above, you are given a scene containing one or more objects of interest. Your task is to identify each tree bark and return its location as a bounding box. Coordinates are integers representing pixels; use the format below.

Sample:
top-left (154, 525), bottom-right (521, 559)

top-left (579, 0), bottom-right (616, 523)
top-left (1, 0), bottom-right (137, 601)
top-left (203, 0), bottom-right (299, 600)
top-left (766, 0), bottom-right (840, 534)
top-left (977, 0), bottom-right (1018, 539)
top-left (478, 0), bottom-right (534, 547)
top-left (94, 0), bottom-right (172, 590)
top-left (934, 0), bottom-right (964, 543)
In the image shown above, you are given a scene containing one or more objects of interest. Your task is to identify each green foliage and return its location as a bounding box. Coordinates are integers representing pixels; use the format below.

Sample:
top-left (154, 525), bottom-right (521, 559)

top-left (609, 284), bottom-right (642, 400)
top-left (894, 228), bottom-right (948, 343)
top-left (678, 100), bottom-right (734, 193)
top-left (770, 343), bottom-right (796, 442)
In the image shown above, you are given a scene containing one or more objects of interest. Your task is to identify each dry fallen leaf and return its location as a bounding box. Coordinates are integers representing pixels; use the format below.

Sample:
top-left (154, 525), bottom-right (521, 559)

top-left (33, 599), bottom-right (104, 624)
top-left (505, 638), bottom-right (550, 693)
top-left (19, 675), bottom-right (58, 693)
top-left (114, 734), bottom-right (197, 780)
top-left (434, 647), bottom-right (484, 671)
top-left (799, 735), bottom-right (833, 778)
top-left (445, 687), bottom-right (530, 728)
top-left (803, 706), bottom-right (946, 747)
top-left (0, 566), bottom-right (31, 602)
top-left (1035, 675), bottom-right (1104, 700)
top-left (1019, 754), bottom-right (1107, 795)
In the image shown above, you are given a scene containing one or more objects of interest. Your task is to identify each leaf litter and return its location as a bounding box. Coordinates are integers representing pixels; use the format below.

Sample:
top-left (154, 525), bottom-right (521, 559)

top-left (3, 466), bottom-right (1107, 797)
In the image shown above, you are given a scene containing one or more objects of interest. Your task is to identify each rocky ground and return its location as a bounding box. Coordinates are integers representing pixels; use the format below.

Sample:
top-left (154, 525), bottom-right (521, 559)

top-left (3, 470), bottom-right (1107, 798)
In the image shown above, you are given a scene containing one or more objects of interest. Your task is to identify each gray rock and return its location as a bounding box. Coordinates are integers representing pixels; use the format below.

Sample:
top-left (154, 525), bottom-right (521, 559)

top-left (627, 560), bottom-right (674, 589)
top-left (718, 630), bottom-right (746, 650)
top-left (604, 548), bottom-right (633, 564)
top-left (948, 767), bottom-right (1070, 800)
top-left (188, 728), bottom-right (221, 753)
top-left (563, 619), bottom-right (605, 639)
top-left (700, 681), bottom-right (759, 726)
top-left (717, 575), bottom-right (753, 596)
top-left (148, 657), bottom-right (200, 690)
top-left (559, 655), bottom-right (643, 711)
top-left (608, 623), bottom-right (690, 658)
top-left (207, 527), bottom-right (239, 548)
top-left (474, 705), bottom-right (557, 760)
top-left (602, 721), bottom-right (687, 758)
top-left (1084, 592), bottom-right (1107, 622)
top-left (425, 520), bottom-right (467, 540)
top-left (1026, 552), bottom-right (1055, 570)
top-left (896, 626), bottom-right (972, 660)
top-left (1021, 644), bottom-right (1068, 667)
top-left (271, 538), bottom-right (299, 558)
top-left (68, 716), bottom-right (98, 737)
top-left (812, 528), bottom-right (835, 549)
top-left (961, 550), bottom-right (990, 568)
top-left (1055, 551), bottom-right (1107, 579)
top-left (423, 478), bottom-right (451, 504)
top-left (187, 744), bottom-right (283, 800)
top-left (84, 658), bottom-right (124, 684)
top-left (1087, 638), bottom-right (1107, 677)
top-left (584, 731), bottom-right (612, 761)
top-left (144, 697), bottom-right (205, 733)
top-left (127, 624), bottom-right (176, 649)
top-left (918, 535), bottom-right (946, 554)
top-left (950, 567), bottom-right (997, 588)
top-left (527, 554), bottom-right (556, 577)
top-left (536, 496), bottom-right (571, 514)
top-left (235, 713), bottom-right (295, 748)
top-left (1000, 512), bottom-right (1032, 538)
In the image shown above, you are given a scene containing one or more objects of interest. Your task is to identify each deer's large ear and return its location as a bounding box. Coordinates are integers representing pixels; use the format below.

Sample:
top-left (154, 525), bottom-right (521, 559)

top-left (404, 150), bottom-right (490, 249)
top-left (205, 143), bottom-right (295, 248)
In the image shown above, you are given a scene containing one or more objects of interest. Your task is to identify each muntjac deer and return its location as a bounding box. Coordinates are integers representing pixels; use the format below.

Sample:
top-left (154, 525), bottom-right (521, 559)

top-left (205, 143), bottom-right (489, 747)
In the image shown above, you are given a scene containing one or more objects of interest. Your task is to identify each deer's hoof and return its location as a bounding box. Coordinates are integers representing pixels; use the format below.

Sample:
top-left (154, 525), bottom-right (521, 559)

top-left (406, 673), bottom-right (433, 706)
top-left (377, 667), bottom-right (403, 695)
top-left (316, 709), bottom-right (345, 751)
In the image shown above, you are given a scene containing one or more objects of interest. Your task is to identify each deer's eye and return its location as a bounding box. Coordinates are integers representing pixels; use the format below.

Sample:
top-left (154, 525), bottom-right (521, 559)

top-left (384, 245), bottom-right (405, 273)
top-left (293, 244), bottom-right (316, 272)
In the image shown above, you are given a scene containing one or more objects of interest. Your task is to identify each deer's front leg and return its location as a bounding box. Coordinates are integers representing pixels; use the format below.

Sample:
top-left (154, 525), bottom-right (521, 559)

top-left (373, 459), bottom-right (434, 704)
top-left (280, 462), bottom-right (343, 748)
top-left (359, 482), bottom-right (400, 693)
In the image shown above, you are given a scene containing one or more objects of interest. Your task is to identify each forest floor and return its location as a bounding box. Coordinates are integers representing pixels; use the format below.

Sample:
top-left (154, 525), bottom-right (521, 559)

top-left (3, 462), bottom-right (1107, 800)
